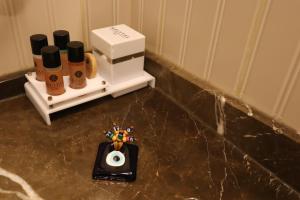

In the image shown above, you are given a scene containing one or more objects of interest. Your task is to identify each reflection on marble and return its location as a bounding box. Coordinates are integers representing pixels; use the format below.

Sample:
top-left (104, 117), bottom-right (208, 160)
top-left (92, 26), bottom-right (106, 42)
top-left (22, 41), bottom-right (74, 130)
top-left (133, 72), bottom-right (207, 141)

top-left (145, 56), bottom-right (300, 193)
top-left (0, 167), bottom-right (44, 200)
top-left (0, 88), bottom-right (299, 199)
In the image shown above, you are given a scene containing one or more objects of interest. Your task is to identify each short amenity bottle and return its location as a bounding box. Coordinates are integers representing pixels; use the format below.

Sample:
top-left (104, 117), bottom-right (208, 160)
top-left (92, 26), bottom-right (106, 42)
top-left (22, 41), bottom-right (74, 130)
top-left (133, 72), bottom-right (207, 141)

top-left (67, 41), bottom-right (87, 89)
top-left (41, 46), bottom-right (65, 96)
top-left (30, 34), bottom-right (48, 81)
top-left (53, 30), bottom-right (70, 76)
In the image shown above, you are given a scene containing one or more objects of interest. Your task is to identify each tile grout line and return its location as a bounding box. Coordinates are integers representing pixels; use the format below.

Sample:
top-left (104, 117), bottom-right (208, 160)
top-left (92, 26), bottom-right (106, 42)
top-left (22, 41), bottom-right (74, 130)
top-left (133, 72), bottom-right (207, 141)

top-left (50, 0), bottom-right (57, 29)
top-left (233, 0), bottom-right (263, 96)
top-left (2, 0), bottom-right (22, 69)
top-left (11, 1), bottom-right (30, 68)
top-left (112, 0), bottom-right (117, 25)
top-left (178, 0), bottom-right (190, 65)
top-left (80, 0), bottom-right (90, 50)
top-left (45, 0), bottom-right (52, 34)
top-left (178, 0), bottom-right (193, 66)
top-left (274, 41), bottom-right (300, 118)
top-left (238, 0), bottom-right (272, 98)
top-left (155, 0), bottom-right (164, 54)
top-left (117, 0), bottom-right (120, 24)
top-left (138, 0), bottom-right (144, 32)
top-left (46, 0), bottom-right (55, 33)
top-left (204, 0), bottom-right (226, 81)
top-left (182, 0), bottom-right (193, 66)
top-left (203, 0), bottom-right (221, 80)
top-left (5, 0), bottom-right (27, 69)
top-left (136, 0), bottom-right (140, 30)
top-left (158, 0), bottom-right (167, 55)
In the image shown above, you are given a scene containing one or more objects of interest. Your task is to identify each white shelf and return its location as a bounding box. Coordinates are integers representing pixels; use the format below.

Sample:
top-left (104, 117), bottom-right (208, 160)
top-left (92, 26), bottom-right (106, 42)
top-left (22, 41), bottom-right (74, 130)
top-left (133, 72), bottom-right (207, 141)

top-left (25, 71), bottom-right (155, 125)
top-left (25, 73), bottom-right (107, 106)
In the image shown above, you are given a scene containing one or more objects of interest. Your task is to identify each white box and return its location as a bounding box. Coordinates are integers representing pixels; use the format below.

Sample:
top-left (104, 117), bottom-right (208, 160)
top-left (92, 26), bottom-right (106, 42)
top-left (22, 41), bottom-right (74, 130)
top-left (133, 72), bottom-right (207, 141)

top-left (90, 24), bottom-right (145, 84)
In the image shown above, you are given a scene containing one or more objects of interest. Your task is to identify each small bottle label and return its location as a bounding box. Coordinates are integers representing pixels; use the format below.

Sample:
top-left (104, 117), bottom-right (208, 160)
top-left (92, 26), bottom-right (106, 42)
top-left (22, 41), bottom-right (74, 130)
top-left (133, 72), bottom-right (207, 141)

top-left (69, 61), bottom-right (87, 89)
top-left (44, 67), bottom-right (65, 96)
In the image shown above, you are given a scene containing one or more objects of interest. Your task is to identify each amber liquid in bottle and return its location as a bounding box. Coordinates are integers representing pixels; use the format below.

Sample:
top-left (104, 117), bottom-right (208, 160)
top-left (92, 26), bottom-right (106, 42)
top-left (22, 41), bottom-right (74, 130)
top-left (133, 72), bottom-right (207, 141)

top-left (53, 30), bottom-right (70, 76)
top-left (60, 50), bottom-right (69, 76)
top-left (33, 54), bottom-right (45, 81)
top-left (69, 61), bottom-right (86, 89)
top-left (30, 34), bottom-right (48, 81)
top-left (44, 66), bottom-right (65, 96)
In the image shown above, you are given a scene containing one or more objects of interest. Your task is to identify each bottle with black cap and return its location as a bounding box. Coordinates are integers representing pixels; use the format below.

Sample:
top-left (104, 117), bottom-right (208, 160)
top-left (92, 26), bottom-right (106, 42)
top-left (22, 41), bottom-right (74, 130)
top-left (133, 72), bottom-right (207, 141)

top-left (53, 30), bottom-right (70, 76)
top-left (41, 46), bottom-right (65, 96)
top-left (67, 41), bottom-right (87, 89)
top-left (30, 34), bottom-right (48, 81)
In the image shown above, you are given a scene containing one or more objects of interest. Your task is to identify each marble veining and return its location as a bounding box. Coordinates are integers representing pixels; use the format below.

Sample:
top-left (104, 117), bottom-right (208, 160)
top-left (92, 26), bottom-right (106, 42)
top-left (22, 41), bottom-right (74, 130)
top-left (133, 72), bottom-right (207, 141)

top-left (0, 56), bottom-right (299, 199)
top-left (0, 88), bottom-right (299, 199)
top-left (0, 167), bottom-right (44, 200)
top-left (145, 56), bottom-right (300, 193)
top-left (215, 95), bottom-right (226, 136)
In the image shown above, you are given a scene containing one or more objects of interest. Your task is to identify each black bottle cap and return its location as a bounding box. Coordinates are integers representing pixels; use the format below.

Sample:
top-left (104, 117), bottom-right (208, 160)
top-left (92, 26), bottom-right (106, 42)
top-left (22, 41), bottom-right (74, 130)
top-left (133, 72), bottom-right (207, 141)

top-left (30, 34), bottom-right (48, 55)
top-left (67, 41), bottom-right (84, 62)
top-left (41, 46), bottom-right (61, 68)
top-left (53, 30), bottom-right (70, 50)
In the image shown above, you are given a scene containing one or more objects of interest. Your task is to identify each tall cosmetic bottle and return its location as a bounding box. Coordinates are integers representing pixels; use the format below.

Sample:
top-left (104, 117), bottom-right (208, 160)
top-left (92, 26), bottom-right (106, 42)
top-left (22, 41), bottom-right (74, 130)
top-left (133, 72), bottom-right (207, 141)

top-left (30, 34), bottom-right (48, 81)
top-left (67, 41), bottom-right (87, 89)
top-left (53, 30), bottom-right (70, 76)
top-left (41, 46), bottom-right (65, 96)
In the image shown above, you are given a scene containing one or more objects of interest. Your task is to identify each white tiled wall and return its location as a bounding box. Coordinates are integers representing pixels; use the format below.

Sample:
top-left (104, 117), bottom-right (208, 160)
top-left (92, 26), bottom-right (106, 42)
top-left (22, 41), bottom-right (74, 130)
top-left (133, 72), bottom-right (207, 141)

top-left (0, 0), bottom-right (299, 133)
top-left (132, 0), bottom-right (300, 133)
top-left (0, 0), bottom-right (131, 74)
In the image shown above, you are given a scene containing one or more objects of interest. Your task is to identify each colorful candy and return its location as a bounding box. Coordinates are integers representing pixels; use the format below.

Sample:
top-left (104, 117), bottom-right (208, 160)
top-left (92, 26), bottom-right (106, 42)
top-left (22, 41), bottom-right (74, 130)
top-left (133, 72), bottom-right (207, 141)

top-left (104, 124), bottom-right (136, 151)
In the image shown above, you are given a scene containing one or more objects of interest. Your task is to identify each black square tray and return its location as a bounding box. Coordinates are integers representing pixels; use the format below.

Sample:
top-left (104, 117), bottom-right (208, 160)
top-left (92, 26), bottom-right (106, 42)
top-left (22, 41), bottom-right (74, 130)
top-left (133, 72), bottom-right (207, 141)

top-left (92, 142), bottom-right (138, 182)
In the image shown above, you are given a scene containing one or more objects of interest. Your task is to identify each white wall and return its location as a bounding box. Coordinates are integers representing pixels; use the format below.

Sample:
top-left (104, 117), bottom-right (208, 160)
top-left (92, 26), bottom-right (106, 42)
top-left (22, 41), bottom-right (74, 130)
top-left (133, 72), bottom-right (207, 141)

top-left (0, 0), bottom-right (131, 75)
top-left (131, 0), bottom-right (300, 133)
top-left (0, 0), bottom-right (299, 133)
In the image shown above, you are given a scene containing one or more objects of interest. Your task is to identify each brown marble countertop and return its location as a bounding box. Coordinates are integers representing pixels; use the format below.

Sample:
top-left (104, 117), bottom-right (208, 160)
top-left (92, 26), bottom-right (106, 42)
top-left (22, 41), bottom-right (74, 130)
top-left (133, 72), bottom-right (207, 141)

top-left (0, 88), bottom-right (298, 200)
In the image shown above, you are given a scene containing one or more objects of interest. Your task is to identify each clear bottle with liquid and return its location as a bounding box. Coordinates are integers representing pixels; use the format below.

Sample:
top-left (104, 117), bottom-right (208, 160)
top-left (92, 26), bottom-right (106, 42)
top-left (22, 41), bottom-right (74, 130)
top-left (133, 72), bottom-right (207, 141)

top-left (41, 46), bottom-right (65, 96)
top-left (67, 41), bottom-right (87, 89)
top-left (53, 30), bottom-right (70, 76)
top-left (30, 34), bottom-right (48, 81)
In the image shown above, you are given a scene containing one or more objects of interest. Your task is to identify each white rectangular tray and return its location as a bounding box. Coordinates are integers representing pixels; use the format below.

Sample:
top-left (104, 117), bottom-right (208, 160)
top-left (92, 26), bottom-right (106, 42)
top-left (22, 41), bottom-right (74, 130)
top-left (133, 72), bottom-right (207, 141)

top-left (25, 72), bottom-right (107, 106)
top-left (25, 71), bottom-right (155, 125)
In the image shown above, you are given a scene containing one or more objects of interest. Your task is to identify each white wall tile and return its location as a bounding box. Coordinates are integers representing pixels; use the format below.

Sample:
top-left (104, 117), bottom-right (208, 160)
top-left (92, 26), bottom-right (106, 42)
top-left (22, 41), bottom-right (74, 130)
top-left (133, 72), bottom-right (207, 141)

top-left (242, 0), bottom-right (300, 114)
top-left (282, 60), bottom-right (300, 131)
top-left (9, 0), bottom-right (53, 69)
top-left (0, 0), bottom-right (22, 75)
top-left (209, 0), bottom-right (259, 95)
top-left (1, 0), bottom-right (300, 132)
top-left (87, 0), bottom-right (114, 30)
top-left (161, 0), bottom-right (187, 64)
top-left (183, 0), bottom-right (219, 79)
top-left (118, 0), bottom-right (131, 26)
top-left (52, 0), bottom-right (83, 41)
top-left (130, 0), bottom-right (139, 30)
top-left (141, 0), bottom-right (161, 52)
